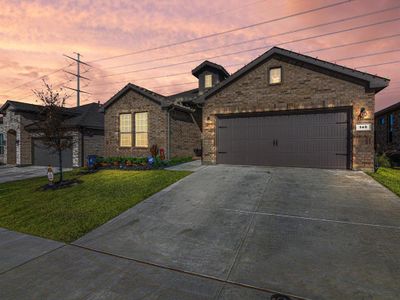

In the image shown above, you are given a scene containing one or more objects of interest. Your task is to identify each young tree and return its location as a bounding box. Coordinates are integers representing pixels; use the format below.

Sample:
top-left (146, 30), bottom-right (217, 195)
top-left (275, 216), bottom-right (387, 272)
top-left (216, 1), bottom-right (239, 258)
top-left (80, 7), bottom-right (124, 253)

top-left (33, 81), bottom-right (72, 183)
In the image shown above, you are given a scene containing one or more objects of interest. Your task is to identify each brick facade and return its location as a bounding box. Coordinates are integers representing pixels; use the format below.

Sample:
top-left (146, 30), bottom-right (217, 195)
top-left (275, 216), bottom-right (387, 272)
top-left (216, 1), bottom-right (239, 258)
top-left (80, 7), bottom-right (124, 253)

top-left (104, 89), bottom-right (203, 159)
top-left (202, 57), bottom-right (375, 171)
top-left (375, 107), bottom-right (400, 153)
top-left (104, 90), bottom-right (168, 157)
top-left (169, 111), bottom-right (201, 158)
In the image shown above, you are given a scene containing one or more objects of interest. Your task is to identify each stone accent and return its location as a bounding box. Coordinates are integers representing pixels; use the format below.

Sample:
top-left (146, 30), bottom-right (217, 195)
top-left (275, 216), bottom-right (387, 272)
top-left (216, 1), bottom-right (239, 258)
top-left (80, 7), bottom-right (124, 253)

top-left (169, 111), bottom-right (201, 158)
top-left (104, 90), bottom-right (168, 157)
top-left (375, 108), bottom-right (400, 153)
top-left (202, 57), bottom-right (375, 171)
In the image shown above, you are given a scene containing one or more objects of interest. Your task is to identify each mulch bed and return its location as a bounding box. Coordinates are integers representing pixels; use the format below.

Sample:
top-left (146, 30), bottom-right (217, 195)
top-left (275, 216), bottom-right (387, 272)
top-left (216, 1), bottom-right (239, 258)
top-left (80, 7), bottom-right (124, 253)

top-left (41, 179), bottom-right (83, 191)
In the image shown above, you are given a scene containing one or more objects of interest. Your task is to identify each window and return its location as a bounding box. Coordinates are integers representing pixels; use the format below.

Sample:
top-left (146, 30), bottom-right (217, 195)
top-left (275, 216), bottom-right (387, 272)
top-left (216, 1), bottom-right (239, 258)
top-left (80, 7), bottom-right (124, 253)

top-left (269, 67), bottom-right (282, 84)
top-left (205, 74), bottom-right (213, 88)
top-left (389, 113), bottom-right (394, 143)
top-left (119, 114), bottom-right (132, 147)
top-left (0, 133), bottom-right (4, 155)
top-left (135, 112), bottom-right (148, 147)
top-left (379, 117), bottom-right (385, 125)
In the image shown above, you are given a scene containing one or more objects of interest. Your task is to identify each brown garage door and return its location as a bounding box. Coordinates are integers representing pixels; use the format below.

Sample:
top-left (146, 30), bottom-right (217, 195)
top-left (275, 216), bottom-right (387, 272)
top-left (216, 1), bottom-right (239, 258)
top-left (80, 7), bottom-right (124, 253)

top-left (217, 110), bottom-right (350, 169)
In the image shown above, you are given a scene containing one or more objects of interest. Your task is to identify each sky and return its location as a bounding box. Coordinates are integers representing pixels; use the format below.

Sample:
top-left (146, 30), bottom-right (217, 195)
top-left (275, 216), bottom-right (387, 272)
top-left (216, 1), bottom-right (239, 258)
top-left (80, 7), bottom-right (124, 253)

top-left (0, 0), bottom-right (399, 111)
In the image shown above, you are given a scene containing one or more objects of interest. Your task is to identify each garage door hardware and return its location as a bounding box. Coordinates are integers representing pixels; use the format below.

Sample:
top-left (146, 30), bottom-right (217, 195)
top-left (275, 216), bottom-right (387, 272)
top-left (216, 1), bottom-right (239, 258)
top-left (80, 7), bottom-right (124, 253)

top-left (335, 153), bottom-right (347, 156)
top-left (218, 151), bottom-right (227, 154)
top-left (273, 139), bottom-right (279, 146)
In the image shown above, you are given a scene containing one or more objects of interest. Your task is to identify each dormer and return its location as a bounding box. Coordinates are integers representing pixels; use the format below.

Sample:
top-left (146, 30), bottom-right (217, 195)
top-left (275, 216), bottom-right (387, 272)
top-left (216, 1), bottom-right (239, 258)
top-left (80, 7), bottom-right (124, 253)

top-left (192, 61), bottom-right (229, 95)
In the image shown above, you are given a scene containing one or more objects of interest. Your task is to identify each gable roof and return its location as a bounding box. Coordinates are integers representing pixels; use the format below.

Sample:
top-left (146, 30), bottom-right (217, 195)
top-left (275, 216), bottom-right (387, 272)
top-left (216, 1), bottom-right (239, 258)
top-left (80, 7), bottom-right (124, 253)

top-left (0, 100), bottom-right (44, 114)
top-left (63, 103), bottom-right (104, 129)
top-left (102, 82), bottom-right (170, 110)
top-left (195, 47), bottom-right (390, 103)
top-left (192, 60), bottom-right (229, 78)
top-left (375, 101), bottom-right (400, 117)
top-left (1, 100), bottom-right (104, 130)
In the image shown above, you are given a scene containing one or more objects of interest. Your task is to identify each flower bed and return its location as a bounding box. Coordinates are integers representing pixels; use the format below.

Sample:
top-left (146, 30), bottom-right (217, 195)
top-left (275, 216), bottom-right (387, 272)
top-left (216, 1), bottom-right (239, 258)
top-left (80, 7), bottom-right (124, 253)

top-left (94, 156), bottom-right (193, 170)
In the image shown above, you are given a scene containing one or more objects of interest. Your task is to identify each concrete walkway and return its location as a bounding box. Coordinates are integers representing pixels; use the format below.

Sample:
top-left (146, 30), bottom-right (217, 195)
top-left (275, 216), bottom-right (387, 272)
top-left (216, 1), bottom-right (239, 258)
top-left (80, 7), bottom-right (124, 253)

top-left (1, 165), bottom-right (400, 299)
top-left (0, 166), bottom-right (71, 183)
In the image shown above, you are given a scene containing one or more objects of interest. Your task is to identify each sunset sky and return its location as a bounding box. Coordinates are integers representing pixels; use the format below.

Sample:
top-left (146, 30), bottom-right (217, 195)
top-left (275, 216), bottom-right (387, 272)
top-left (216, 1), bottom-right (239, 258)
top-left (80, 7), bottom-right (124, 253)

top-left (0, 0), bottom-right (399, 111)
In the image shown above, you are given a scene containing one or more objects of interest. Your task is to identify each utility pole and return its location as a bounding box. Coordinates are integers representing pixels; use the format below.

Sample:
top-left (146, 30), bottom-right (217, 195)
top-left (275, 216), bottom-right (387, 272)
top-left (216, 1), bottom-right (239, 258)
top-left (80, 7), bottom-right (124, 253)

top-left (63, 52), bottom-right (91, 107)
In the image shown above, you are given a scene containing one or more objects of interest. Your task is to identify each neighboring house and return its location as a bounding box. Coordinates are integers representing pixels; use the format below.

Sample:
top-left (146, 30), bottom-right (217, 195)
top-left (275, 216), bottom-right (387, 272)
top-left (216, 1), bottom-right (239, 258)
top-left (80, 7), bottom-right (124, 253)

top-left (103, 46), bottom-right (389, 171)
top-left (375, 101), bottom-right (400, 153)
top-left (0, 114), bottom-right (4, 164)
top-left (0, 101), bottom-right (104, 167)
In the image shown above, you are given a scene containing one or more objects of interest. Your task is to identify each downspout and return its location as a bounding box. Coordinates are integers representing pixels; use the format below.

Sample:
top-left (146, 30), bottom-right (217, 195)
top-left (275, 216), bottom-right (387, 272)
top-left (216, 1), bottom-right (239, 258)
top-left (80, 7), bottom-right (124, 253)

top-left (167, 108), bottom-right (172, 160)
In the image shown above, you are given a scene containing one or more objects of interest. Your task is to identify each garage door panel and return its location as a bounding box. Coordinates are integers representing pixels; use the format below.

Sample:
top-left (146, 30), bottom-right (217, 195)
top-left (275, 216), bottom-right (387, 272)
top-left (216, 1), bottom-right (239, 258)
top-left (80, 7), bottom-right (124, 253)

top-left (217, 110), bottom-right (349, 169)
top-left (33, 139), bottom-right (73, 168)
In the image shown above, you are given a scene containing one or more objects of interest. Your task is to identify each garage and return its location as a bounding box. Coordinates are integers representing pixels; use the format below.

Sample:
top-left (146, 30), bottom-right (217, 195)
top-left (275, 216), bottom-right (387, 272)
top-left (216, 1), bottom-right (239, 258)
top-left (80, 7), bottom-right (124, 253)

top-left (216, 109), bottom-right (350, 169)
top-left (32, 139), bottom-right (73, 168)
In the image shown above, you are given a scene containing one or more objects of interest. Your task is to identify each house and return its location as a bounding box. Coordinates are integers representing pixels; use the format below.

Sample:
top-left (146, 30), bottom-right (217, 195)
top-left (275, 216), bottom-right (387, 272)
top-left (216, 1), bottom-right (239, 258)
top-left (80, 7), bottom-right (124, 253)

top-left (0, 114), bottom-right (4, 164)
top-left (375, 101), bottom-right (400, 153)
top-left (103, 46), bottom-right (389, 171)
top-left (0, 101), bottom-right (104, 167)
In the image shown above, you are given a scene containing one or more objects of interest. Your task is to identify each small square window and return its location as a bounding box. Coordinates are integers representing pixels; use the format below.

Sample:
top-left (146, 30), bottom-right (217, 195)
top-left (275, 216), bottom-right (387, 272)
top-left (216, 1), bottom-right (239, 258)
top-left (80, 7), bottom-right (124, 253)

top-left (269, 67), bottom-right (282, 84)
top-left (379, 117), bottom-right (385, 125)
top-left (205, 74), bottom-right (213, 88)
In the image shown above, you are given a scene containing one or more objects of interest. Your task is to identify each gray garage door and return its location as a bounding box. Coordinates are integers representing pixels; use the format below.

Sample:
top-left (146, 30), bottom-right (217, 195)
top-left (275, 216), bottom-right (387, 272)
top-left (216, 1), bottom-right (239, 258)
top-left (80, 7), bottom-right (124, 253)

top-left (32, 139), bottom-right (73, 168)
top-left (217, 110), bottom-right (349, 169)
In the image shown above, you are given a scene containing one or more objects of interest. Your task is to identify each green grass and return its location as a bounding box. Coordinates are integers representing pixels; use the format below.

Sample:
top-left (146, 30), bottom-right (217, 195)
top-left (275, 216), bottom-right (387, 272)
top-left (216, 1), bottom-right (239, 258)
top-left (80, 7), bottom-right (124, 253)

top-left (368, 167), bottom-right (400, 197)
top-left (0, 169), bottom-right (191, 242)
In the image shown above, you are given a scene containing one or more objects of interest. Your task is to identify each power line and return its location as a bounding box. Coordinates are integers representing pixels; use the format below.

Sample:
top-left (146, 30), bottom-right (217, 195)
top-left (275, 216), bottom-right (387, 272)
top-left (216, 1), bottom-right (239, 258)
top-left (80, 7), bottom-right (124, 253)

top-left (89, 60), bottom-right (400, 98)
top-left (356, 59), bottom-right (400, 69)
top-left (89, 0), bottom-right (351, 63)
top-left (89, 62), bottom-right (246, 87)
top-left (102, 5), bottom-right (400, 71)
top-left (1, 63), bottom-right (74, 95)
top-left (89, 33), bottom-right (400, 90)
top-left (101, 16), bottom-right (400, 78)
top-left (335, 48), bottom-right (400, 62)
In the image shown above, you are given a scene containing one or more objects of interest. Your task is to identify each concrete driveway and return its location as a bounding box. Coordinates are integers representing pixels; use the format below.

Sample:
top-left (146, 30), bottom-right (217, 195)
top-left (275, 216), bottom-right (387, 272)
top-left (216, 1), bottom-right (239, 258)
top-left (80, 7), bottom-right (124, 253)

top-left (1, 165), bottom-right (400, 299)
top-left (0, 165), bottom-right (71, 183)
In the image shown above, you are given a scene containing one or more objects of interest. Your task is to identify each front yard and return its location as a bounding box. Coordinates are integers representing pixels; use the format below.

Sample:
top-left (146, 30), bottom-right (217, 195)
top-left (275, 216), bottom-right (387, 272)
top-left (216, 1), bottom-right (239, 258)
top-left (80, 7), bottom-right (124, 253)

top-left (368, 167), bottom-right (400, 197)
top-left (0, 169), bottom-right (190, 242)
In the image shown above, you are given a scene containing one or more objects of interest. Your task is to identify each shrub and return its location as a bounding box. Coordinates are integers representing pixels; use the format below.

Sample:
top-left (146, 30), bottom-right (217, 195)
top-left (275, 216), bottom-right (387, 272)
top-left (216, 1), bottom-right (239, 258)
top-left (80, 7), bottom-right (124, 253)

top-left (377, 153), bottom-right (391, 168)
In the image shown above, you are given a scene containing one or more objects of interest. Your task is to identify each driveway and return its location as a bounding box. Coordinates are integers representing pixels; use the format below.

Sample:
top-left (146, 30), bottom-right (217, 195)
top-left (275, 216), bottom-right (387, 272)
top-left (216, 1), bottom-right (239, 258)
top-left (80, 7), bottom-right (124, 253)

top-left (1, 165), bottom-right (400, 299)
top-left (0, 165), bottom-right (71, 183)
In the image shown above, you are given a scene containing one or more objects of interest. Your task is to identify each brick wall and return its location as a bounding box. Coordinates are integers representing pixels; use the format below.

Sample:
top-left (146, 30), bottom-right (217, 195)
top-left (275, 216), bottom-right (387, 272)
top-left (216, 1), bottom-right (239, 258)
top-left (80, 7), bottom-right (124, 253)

top-left (104, 90), bottom-right (168, 157)
top-left (169, 110), bottom-right (201, 158)
top-left (202, 57), bottom-right (376, 171)
top-left (83, 132), bottom-right (104, 163)
top-left (375, 109), bottom-right (400, 153)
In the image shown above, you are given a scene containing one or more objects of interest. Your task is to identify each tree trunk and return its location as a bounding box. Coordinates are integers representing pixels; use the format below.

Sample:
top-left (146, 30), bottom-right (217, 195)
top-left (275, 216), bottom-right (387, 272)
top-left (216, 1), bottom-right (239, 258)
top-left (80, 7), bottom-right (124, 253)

top-left (58, 149), bottom-right (63, 183)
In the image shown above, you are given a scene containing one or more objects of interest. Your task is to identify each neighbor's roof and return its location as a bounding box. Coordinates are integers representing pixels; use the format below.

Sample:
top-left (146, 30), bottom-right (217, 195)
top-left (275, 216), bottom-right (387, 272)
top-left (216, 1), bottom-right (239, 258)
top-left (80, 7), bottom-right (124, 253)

top-left (195, 46), bottom-right (390, 103)
top-left (0, 100), bottom-right (43, 114)
top-left (375, 101), bottom-right (400, 117)
top-left (192, 60), bottom-right (229, 78)
top-left (1, 100), bottom-right (104, 130)
top-left (64, 103), bottom-right (104, 129)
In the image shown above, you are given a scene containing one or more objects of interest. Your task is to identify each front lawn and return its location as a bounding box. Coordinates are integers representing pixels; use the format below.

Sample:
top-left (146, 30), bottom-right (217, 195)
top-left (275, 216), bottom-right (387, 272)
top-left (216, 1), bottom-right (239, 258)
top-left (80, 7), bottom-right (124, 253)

top-left (0, 169), bottom-right (190, 242)
top-left (368, 167), bottom-right (400, 197)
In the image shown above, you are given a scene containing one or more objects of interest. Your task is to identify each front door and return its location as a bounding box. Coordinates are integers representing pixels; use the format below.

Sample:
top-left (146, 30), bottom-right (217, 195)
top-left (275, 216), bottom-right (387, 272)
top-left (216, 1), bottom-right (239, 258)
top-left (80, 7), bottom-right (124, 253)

top-left (6, 130), bottom-right (16, 165)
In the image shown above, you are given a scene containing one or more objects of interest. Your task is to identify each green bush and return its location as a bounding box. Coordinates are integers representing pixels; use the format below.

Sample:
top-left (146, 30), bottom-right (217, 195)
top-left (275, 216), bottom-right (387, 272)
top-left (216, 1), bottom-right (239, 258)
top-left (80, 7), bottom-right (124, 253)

top-left (377, 153), bottom-right (391, 168)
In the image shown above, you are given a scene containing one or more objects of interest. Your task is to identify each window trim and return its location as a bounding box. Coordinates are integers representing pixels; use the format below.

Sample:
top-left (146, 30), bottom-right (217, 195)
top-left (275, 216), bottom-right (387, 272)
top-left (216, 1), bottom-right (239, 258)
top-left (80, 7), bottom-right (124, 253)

top-left (204, 74), bottom-right (213, 88)
top-left (119, 113), bottom-right (133, 148)
top-left (268, 66), bottom-right (282, 85)
top-left (134, 111), bottom-right (149, 148)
